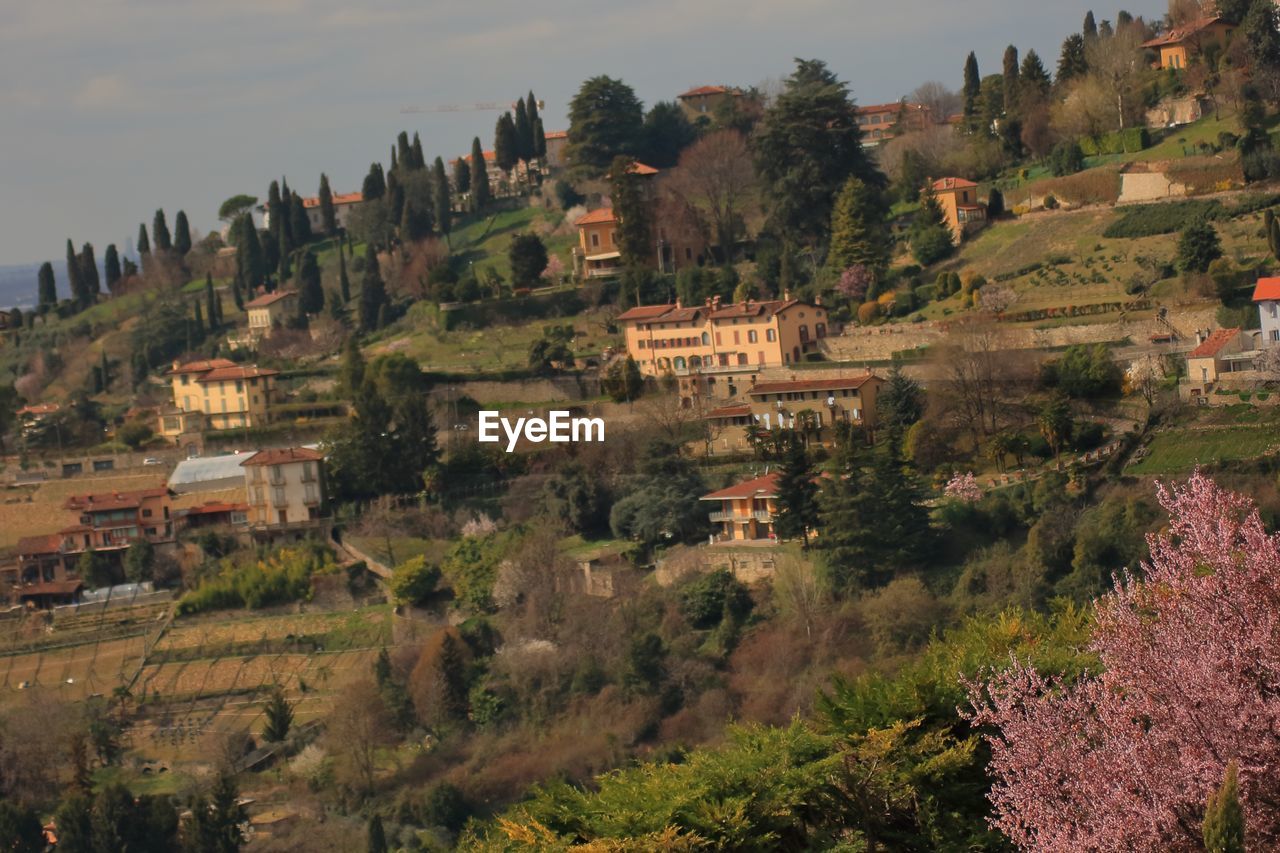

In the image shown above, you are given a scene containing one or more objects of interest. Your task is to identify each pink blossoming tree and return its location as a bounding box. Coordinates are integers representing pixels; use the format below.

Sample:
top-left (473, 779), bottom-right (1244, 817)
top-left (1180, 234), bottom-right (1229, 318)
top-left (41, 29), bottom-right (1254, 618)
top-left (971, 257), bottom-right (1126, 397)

top-left (965, 472), bottom-right (1280, 851)
top-left (944, 471), bottom-right (982, 503)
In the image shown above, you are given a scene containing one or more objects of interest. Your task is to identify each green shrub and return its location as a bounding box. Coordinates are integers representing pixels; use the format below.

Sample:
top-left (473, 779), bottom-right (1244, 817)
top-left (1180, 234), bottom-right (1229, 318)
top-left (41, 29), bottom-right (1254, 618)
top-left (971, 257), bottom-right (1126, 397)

top-left (177, 543), bottom-right (336, 615)
top-left (389, 555), bottom-right (442, 606)
top-left (679, 570), bottom-right (753, 629)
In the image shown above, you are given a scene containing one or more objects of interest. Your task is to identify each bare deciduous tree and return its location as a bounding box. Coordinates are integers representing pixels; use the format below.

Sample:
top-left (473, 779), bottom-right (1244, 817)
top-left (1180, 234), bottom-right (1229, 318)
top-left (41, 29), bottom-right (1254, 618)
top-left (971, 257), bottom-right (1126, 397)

top-left (658, 130), bottom-right (759, 262)
top-left (909, 81), bottom-right (962, 119)
top-left (324, 678), bottom-right (392, 796)
top-left (772, 554), bottom-right (828, 642)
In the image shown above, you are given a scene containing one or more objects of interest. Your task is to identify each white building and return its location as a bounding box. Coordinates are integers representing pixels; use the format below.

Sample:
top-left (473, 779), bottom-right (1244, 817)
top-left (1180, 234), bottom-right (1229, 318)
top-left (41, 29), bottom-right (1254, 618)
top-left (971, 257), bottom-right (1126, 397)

top-left (1255, 277), bottom-right (1280, 347)
top-left (262, 191), bottom-right (363, 234)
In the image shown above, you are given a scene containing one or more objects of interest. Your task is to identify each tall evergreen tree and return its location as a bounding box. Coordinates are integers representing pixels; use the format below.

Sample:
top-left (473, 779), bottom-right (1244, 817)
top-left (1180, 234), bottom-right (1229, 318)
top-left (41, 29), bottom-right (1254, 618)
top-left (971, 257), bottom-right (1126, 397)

top-left (234, 214), bottom-right (267, 292)
top-left (775, 442), bottom-right (819, 545)
top-left (136, 223), bottom-right (150, 257)
top-left (266, 179), bottom-right (285, 246)
top-left (297, 251), bottom-right (323, 315)
top-left (289, 192), bottom-right (313, 245)
top-left (262, 686), bottom-right (294, 742)
top-left (963, 52), bottom-right (982, 130)
top-left (362, 162), bottom-right (386, 200)
top-left (411, 132), bottom-right (426, 171)
top-left (1058, 34), bottom-right (1088, 84)
top-left (494, 112), bottom-right (519, 179)
top-left (338, 241), bottom-right (351, 303)
top-left (152, 209), bottom-right (171, 252)
top-left (385, 169), bottom-right (405, 225)
top-left (515, 97), bottom-right (533, 167)
top-left (188, 772), bottom-right (246, 853)
top-left (470, 138), bottom-right (492, 211)
top-left (1020, 49), bottom-right (1052, 106)
top-left (173, 210), bottom-right (192, 255)
top-left (827, 176), bottom-right (890, 277)
top-left (453, 156), bottom-right (472, 197)
top-left (65, 239), bottom-right (84, 307)
top-left (79, 242), bottom-right (100, 304)
top-left (610, 156), bottom-right (654, 267)
top-left (37, 261), bottom-right (57, 308)
top-left (367, 814), bottom-right (388, 853)
top-left (205, 274), bottom-right (219, 331)
top-left (340, 336), bottom-right (365, 395)
top-left (193, 300), bottom-right (204, 337)
top-left (1203, 761), bottom-right (1246, 853)
top-left (432, 156), bottom-right (452, 243)
top-left (359, 245), bottom-right (388, 332)
top-left (1002, 45), bottom-right (1021, 117)
top-left (565, 75), bottom-right (644, 173)
top-left (878, 361), bottom-right (925, 430)
top-left (399, 197), bottom-right (432, 243)
top-left (232, 272), bottom-right (245, 311)
top-left (533, 117), bottom-right (547, 167)
top-left (396, 131), bottom-right (412, 170)
top-left (277, 230), bottom-right (292, 285)
top-left (318, 173), bottom-right (337, 235)
top-left (103, 244), bottom-right (121, 291)
top-left (1083, 10), bottom-right (1098, 40)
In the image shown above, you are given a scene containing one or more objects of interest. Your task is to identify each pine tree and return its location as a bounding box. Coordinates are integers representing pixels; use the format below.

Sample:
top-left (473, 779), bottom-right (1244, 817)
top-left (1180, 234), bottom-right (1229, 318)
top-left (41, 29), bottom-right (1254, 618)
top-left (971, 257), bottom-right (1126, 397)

top-left (470, 138), bottom-right (492, 211)
top-left (1002, 45), bottom-right (1021, 117)
top-left (173, 210), bottom-right (192, 255)
top-left (297, 251), bottom-right (323, 315)
top-left (1203, 761), bottom-right (1246, 853)
top-left (367, 814), bottom-right (388, 853)
top-left (66, 239), bottom-right (83, 308)
top-left (827, 176), bottom-right (890, 276)
top-left (137, 222), bottom-right (150, 256)
top-left (453, 156), bottom-right (471, 197)
top-left (963, 52), bottom-right (982, 131)
top-left (1058, 34), bottom-right (1088, 83)
top-left (494, 112), bottom-right (519, 181)
top-left (432, 156), bottom-right (452, 243)
top-left (909, 187), bottom-right (956, 266)
top-left (878, 361), bottom-right (925, 429)
top-left (37, 261), bottom-right (57, 308)
top-left (189, 772), bottom-right (246, 853)
top-left (318, 173), bottom-right (337, 235)
top-left (289, 192), bottom-right (313, 245)
top-left (1020, 50), bottom-right (1052, 107)
top-left (359, 245), bottom-right (388, 332)
top-left (775, 442), bottom-right (819, 545)
top-left (79, 242), bottom-right (100, 305)
top-left (338, 242), bottom-right (351, 302)
top-left (104, 244), bottom-right (121, 291)
top-left (205, 274), bottom-right (219, 331)
top-left (514, 97), bottom-right (533, 167)
top-left (152, 209), bottom-right (171, 251)
top-left (262, 686), bottom-right (294, 742)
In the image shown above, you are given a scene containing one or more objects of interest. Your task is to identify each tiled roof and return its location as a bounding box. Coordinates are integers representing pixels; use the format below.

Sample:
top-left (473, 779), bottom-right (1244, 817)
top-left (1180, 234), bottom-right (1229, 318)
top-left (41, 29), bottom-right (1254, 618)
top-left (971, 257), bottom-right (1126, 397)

top-left (575, 208), bottom-right (617, 226)
top-left (708, 299), bottom-right (799, 319)
top-left (932, 177), bottom-right (978, 191)
top-left (858, 102), bottom-right (928, 114)
top-left (544, 130), bottom-right (568, 139)
top-left (1143, 16), bottom-right (1228, 48)
top-left (181, 501), bottom-right (250, 515)
top-left (749, 375), bottom-right (877, 396)
top-left (700, 472), bottom-right (781, 501)
top-left (244, 290), bottom-right (296, 309)
top-left (14, 534), bottom-right (61, 555)
top-left (1189, 328), bottom-right (1241, 358)
top-left (706, 404), bottom-right (752, 419)
top-left (64, 486), bottom-right (169, 512)
top-left (195, 365), bottom-right (279, 383)
top-left (615, 304), bottom-right (675, 322)
top-left (16, 580), bottom-right (83, 596)
top-left (17, 402), bottom-right (60, 416)
top-left (1254, 277), bottom-right (1280, 302)
top-left (239, 447), bottom-right (324, 467)
top-left (679, 85), bottom-right (731, 98)
top-left (167, 358), bottom-right (236, 375)
top-left (617, 299), bottom-right (815, 323)
top-left (300, 191), bottom-right (362, 209)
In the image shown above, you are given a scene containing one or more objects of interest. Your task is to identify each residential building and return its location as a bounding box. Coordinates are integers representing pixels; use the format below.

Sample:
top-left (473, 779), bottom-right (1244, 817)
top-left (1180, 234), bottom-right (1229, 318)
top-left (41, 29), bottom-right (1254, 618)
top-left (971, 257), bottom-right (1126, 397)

top-left (543, 130), bottom-right (569, 170)
top-left (451, 148), bottom-right (529, 197)
top-left (1185, 327), bottom-right (1252, 393)
top-left (705, 373), bottom-right (883, 452)
top-left (1254, 277), bottom-right (1280, 346)
top-left (16, 402), bottom-right (60, 437)
top-left (3, 534), bottom-right (81, 607)
top-left (855, 102), bottom-right (933, 145)
top-left (240, 447), bottom-right (326, 531)
top-left (166, 359), bottom-right (280, 431)
top-left (930, 177), bottom-right (987, 244)
top-left (262, 191), bottom-right (363, 233)
top-left (676, 85), bottom-right (742, 122)
top-left (156, 405), bottom-right (205, 448)
top-left (574, 208), bottom-right (621, 279)
top-left (700, 473), bottom-right (779, 542)
top-left (245, 290), bottom-right (297, 342)
top-left (1142, 16), bottom-right (1236, 70)
top-left (59, 486), bottom-right (175, 556)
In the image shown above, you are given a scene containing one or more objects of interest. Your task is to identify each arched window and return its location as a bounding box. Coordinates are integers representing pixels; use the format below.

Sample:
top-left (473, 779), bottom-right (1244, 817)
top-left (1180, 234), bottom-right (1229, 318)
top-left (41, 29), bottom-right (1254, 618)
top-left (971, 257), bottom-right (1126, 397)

top-left (701, 332), bottom-right (710, 345)
top-left (737, 353), bottom-right (748, 366)
top-left (658, 357), bottom-right (670, 370)
top-left (766, 329), bottom-right (776, 342)
top-left (815, 323), bottom-right (826, 339)
top-left (689, 355), bottom-right (701, 368)
top-left (798, 324), bottom-right (810, 343)
top-left (673, 356), bottom-right (687, 371)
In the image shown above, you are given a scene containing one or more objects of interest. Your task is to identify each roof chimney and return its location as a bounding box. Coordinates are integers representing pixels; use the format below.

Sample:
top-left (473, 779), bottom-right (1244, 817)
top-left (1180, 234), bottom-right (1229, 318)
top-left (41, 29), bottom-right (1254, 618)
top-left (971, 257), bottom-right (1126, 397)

top-left (675, 298), bottom-right (682, 309)
top-left (814, 295), bottom-right (822, 306)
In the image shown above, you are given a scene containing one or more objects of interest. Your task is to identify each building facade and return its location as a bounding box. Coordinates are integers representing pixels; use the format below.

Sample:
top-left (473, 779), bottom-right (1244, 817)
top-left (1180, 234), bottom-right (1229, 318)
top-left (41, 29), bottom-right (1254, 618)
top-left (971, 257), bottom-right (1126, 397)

top-left (1142, 16), bottom-right (1236, 70)
top-left (166, 359), bottom-right (280, 431)
top-left (262, 191), bottom-right (363, 233)
top-left (855, 102), bottom-right (933, 145)
top-left (574, 208), bottom-right (621, 279)
top-left (1254, 277), bottom-right (1280, 346)
top-left (240, 447), bottom-right (325, 530)
top-left (543, 130), bottom-right (569, 170)
top-left (676, 85), bottom-right (743, 121)
top-left (245, 290), bottom-right (297, 342)
top-left (700, 473), bottom-right (779, 542)
top-left (705, 374), bottom-right (883, 452)
top-left (931, 177), bottom-right (988, 244)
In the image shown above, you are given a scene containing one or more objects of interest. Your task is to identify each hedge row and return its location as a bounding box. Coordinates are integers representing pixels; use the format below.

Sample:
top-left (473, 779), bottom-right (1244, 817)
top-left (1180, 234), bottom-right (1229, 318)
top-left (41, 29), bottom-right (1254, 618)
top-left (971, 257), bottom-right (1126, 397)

top-left (996, 299), bottom-right (1150, 323)
top-left (1079, 128), bottom-right (1151, 156)
top-left (1104, 193), bottom-right (1280, 239)
top-left (437, 288), bottom-right (586, 331)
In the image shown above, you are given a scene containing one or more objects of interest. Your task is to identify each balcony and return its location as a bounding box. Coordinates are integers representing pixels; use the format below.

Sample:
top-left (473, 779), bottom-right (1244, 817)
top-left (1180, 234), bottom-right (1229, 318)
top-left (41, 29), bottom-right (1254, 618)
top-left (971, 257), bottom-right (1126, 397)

top-left (752, 510), bottom-right (774, 523)
top-left (708, 511), bottom-right (738, 523)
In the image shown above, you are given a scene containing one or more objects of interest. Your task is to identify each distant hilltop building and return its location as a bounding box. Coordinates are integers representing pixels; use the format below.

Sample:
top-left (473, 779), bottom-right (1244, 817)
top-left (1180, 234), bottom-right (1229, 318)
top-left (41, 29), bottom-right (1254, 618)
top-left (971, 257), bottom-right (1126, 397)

top-left (675, 85), bottom-right (743, 122)
top-left (855, 102), bottom-right (934, 146)
top-left (261, 190), bottom-right (363, 232)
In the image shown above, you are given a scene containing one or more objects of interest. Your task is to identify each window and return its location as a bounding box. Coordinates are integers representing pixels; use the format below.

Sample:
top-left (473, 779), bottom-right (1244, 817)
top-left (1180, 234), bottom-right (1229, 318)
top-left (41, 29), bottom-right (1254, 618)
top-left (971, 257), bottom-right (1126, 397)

top-left (701, 332), bottom-right (709, 346)
top-left (591, 233), bottom-right (600, 248)
top-left (733, 331), bottom-right (740, 344)
top-left (766, 329), bottom-right (776, 342)
top-left (235, 380), bottom-right (244, 393)
top-left (816, 323), bottom-right (826, 339)
top-left (747, 330), bottom-right (757, 343)
top-left (269, 465), bottom-right (285, 485)
top-left (302, 462), bottom-right (316, 482)
top-left (673, 356), bottom-right (687, 371)
top-left (737, 353), bottom-right (747, 365)
top-left (142, 509), bottom-right (152, 518)
top-left (272, 486), bottom-right (286, 507)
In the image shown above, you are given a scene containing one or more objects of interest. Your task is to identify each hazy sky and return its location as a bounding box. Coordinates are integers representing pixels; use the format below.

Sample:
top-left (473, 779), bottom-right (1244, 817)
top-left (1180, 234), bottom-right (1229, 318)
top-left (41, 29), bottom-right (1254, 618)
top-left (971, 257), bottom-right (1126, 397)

top-left (1, 0), bottom-right (1128, 266)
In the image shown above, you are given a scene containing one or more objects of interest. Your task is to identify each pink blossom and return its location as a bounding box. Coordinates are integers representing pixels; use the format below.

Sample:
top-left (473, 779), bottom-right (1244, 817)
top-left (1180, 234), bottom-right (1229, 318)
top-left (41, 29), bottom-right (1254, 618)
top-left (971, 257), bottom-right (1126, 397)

top-left (835, 265), bottom-right (873, 302)
top-left (965, 472), bottom-right (1280, 851)
top-left (944, 472), bottom-right (982, 503)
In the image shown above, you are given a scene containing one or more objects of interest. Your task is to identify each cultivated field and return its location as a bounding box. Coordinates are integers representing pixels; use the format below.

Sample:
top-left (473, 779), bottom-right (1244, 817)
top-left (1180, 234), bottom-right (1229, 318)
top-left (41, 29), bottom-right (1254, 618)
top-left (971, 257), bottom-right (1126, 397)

top-left (1128, 425), bottom-right (1280, 476)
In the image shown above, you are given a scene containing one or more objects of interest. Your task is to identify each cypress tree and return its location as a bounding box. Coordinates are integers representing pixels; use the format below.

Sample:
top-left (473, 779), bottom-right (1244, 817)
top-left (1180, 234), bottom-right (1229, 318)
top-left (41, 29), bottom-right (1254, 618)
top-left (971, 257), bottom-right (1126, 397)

top-left (37, 261), bottom-right (57, 308)
top-left (533, 117), bottom-right (547, 166)
top-left (104, 244), bottom-right (121, 291)
top-left (433, 156), bottom-right (452, 243)
top-left (775, 442), bottom-right (819, 545)
top-left (453, 156), bottom-right (471, 197)
top-left (298, 251), bottom-right (323, 315)
top-left (367, 814), bottom-right (388, 853)
top-left (397, 131), bottom-right (412, 169)
top-left (66, 239), bottom-right (83, 307)
top-left (204, 274), bottom-right (218, 330)
top-left (386, 169), bottom-right (405, 224)
top-left (152, 209), bottom-right (171, 251)
top-left (359, 245), bottom-right (388, 332)
top-left (526, 90), bottom-right (540, 135)
top-left (400, 197), bottom-right (432, 243)
top-left (235, 214), bottom-right (267, 293)
top-left (232, 272), bottom-right (245, 311)
top-left (1002, 45), bottom-right (1020, 117)
top-left (1270, 218), bottom-right (1280, 262)
top-left (99, 350), bottom-right (110, 391)
top-left (267, 179), bottom-right (285, 246)
top-left (411, 132), bottom-right (426, 171)
top-left (338, 241), bottom-right (351, 303)
top-left (277, 230), bottom-right (292, 285)
top-left (1083, 10), bottom-right (1097, 40)
top-left (362, 162), bottom-right (386, 200)
top-left (1203, 761), bottom-right (1246, 853)
top-left (193, 300), bottom-right (204, 337)
top-left (470, 138), bottom-right (491, 211)
top-left (289, 192), bottom-right (313, 244)
top-left (280, 177), bottom-right (295, 250)
top-left (79, 242), bottom-right (100, 304)
top-left (963, 52), bottom-right (981, 131)
top-left (173, 210), bottom-right (192, 255)
top-left (318, 173), bottom-right (337, 235)
top-left (340, 336), bottom-right (365, 394)
top-left (494, 112), bottom-right (519, 179)
top-left (136, 223), bottom-right (150, 256)
top-left (514, 97), bottom-right (533, 166)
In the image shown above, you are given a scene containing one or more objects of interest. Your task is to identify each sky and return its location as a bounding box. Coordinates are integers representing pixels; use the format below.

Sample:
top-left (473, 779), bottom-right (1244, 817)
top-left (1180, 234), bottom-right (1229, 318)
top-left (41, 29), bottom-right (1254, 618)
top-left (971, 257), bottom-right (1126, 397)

top-left (0, 0), bottom-right (1137, 267)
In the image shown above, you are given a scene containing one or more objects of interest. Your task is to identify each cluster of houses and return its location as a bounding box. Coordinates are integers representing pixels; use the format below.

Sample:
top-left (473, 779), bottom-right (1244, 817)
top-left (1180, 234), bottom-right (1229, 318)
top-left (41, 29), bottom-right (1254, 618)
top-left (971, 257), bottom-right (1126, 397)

top-left (1, 446), bottom-right (328, 608)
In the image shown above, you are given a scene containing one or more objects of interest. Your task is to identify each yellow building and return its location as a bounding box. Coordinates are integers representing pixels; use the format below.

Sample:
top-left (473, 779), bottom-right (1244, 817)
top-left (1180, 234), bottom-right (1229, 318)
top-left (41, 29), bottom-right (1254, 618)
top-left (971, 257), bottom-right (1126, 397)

top-left (575, 208), bottom-right (621, 279)
top-left (700, 473), bottom-right (780, 542)
top-left (1184, 327), bottom-right (1250, 395)
top-left (245, 290), bottom-right (297, 343)
top-left (240, 447), bottom-right (325, 529)
top-left (1142, 16), bottom-right (1236, 70)
top-left (705, 373), bottom-right (883, 453)
top-left (855, 102), bottom-right (933, 146)
top-left (166, 359), bottom-right (280, 431)
top-left (930, 177), bottom-right (987, 244)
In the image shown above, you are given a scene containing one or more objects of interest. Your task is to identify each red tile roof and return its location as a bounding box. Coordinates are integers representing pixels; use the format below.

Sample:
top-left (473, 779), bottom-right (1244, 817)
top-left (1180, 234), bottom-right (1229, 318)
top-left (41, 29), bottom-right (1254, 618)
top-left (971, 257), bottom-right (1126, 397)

top-left (1143, 16), bottom-right (1229, 48)
top-left (240, 447), bottom-right (324, 467)
top-left (15, 534), bottom-right (61, 555)
top-left (300, 191), bottom-right (362, 209)
top-left (932, 177), bottom-right (978, 191)
top-left (1189, 328), bottom-right (1241, 358)
top-left (615, 304), bottom-right (675, 322)
top-left (544, 130), bottom-right (568, 140)
top-left (679, 85), bottom-right (732, 98)
top-left (166, 358), bottom-right (236, 375)
top-left (575, 208), bottom-right (617, 226)
top-left (17, 580), bottom-right (83, 597)
top-left (244, 290), bottom-right (296, 309)
top-left (183, 501), bottom-right (250, 515)
top-left (17, 402), bottom-right (60, 416)
top-left (196, 365), bottom-right (279, 383)
top-left (708, 299), bottom-right (799, 320)
top-left (616, 299), bottom-right (816, 324)
top-left (64, 486), bottom-right (170, 512)
top-left (1254, 277), bottom-right (1280, 302)
top-left (706, 404), bottom-right (752, 419)
top-left (749, 375), bottom-right (877, 396)
top-left (700, 472), bottom-right (781, 501)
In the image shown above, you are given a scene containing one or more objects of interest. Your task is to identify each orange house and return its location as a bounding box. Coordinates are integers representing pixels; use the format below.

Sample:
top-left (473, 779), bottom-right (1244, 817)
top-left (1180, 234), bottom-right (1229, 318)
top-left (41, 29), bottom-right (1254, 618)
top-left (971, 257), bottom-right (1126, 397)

top-left (930, 177), bottom-right (987, 244)
top-left (574, 208), bottom-right (621, 278)
top-left (1142, 17), bottom-right (1236, 70)
top-left (700, 473), bottom-right (780, 542)
top-left (676, 85), bottom-right (742, 122)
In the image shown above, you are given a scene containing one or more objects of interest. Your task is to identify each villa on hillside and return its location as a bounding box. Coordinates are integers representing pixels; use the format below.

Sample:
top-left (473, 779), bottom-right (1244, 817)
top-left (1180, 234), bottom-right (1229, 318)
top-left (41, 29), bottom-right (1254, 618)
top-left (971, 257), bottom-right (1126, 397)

top-left (1142, 16), bottom-right (1236, 70)
top-left (930, 177), bottom-right (988, 244)
top-left (573, 208), bottom-right (621, 279)
top-left (705, 373), bottom-right (884, 453)
top-left (676, 85), bottom-right (743, 122)
top-left (164, 359), bottom-right (280, 432)
top-left (261, 191), bottom-right (363, 233)
top-left (855, 102), bottom-right (933, 146)
top-left (701, 473), bottom-right (781, 543)
top-left (1254, 277), bottom-right (1280, 347)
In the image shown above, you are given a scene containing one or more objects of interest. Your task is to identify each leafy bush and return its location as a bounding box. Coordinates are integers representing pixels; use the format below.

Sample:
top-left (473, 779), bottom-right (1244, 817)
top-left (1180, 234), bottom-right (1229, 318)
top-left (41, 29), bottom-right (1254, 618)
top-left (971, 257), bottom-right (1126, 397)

top-left (1047, 141), bottom-right (1084, 177)
top-left (679, 570), bottom-right (753, 629)
top-left (389, 555), bottom-right (442, 606)
top-left (1042, 344), bottom-right (1122, 399)
top-left (177, 544), bottom-right (336, 614)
